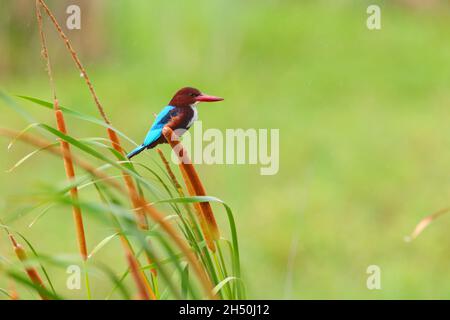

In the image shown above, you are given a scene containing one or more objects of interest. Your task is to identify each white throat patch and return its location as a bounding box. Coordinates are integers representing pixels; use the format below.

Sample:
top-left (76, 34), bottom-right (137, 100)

top-left (187, 106), bottom-right (198, 128)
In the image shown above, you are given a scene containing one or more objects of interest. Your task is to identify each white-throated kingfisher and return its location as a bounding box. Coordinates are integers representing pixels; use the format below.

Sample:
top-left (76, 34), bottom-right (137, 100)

top-left (127, 87), bottom-right (223, 159)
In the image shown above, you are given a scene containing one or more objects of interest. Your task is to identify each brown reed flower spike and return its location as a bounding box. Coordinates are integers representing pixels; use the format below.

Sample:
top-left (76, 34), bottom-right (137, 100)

top-left (37, 0), bottom-right (148, 229)
top-left (162, 127), bottom-right (220, 252)
top-left (8, 232), bottom-right (48, 300)
top-left (35, 0), bottom-right (88, 260)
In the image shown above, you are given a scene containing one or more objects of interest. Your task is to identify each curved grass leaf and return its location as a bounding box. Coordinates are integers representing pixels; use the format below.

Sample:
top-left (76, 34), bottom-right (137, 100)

top-left (0, 90), bottom-right (36, 123)
top-left (16, 95), bottom-right (138, 146)
top-left (0, 288), bottom-right (13, 299)
top-left (36, 123), bottom-right (162, 198)
top-left (4, 268), bottom-right (62, 300)
top-left (88, 232), bottom-right (119, 260)
top-left (7, 123), bottom-right (41, 151)
top-left (212, 276), bottom-right (243, 296)
top-left (406, 207), bottom-right (450, 241)
top-left (28, 204), bottom-right (55, 227)
top-left (7, 142), bottom-right (58, 173)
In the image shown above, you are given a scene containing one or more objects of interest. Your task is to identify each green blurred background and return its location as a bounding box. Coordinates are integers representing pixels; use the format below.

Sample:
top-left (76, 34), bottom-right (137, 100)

top-left (1, 0), bottom-right (450, 299)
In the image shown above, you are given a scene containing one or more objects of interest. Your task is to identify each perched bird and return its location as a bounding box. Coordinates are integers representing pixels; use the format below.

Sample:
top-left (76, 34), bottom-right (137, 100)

top-left (127, 87), bottom-right (223, 159)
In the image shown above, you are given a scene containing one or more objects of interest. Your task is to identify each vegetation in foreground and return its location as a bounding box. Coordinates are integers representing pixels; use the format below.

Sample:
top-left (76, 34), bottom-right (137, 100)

top-left (0, 0), bottom-right (244, 300)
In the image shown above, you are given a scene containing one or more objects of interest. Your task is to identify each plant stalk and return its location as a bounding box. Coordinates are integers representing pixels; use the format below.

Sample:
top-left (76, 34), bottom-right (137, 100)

top-left (162, 127), bottom-right (220, 251)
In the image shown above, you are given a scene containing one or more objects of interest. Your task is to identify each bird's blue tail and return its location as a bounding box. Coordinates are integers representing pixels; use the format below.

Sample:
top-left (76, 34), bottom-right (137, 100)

top-left (127, 145), bottom-right (146, 159)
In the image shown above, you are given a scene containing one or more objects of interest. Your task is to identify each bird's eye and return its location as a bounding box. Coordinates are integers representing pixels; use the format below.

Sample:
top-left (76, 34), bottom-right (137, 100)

top-left (189, 93), bottom-right (197, 97)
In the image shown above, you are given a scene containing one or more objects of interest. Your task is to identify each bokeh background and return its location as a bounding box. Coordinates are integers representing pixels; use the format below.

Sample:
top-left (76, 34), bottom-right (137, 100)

top-left (1, 0), bottom-right (450, 299)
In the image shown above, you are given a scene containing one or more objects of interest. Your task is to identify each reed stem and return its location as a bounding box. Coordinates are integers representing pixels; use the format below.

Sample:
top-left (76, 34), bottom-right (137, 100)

top-left (56, 109), bottom-right (88, 260)
top-left (34, 3), bottom-right (153, 298)
top-left (35, 0), bottom-right (88, 260)
top-left (37, 0), bottom-right (148, 229)
top-left (120, 237), bottom-right (155, 300)
top-left (156, 148), bottom-right (198, 231)
top-left (162, 127), bottom-right (220, 251)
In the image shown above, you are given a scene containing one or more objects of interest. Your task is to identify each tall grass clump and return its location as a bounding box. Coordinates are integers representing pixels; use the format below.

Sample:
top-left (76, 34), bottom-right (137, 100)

top-left (0, 1), bottom-right (245, 300)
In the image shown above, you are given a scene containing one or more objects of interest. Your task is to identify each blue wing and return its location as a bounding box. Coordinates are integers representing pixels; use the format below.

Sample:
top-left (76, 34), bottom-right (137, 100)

top-left (143, 105), bottom-right (176, 147)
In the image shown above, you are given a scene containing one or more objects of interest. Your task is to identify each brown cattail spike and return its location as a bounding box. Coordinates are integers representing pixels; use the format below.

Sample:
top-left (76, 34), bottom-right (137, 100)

top-left (56, 109), bottom-right (88, 260)
top-left (8, 234), bottom-right (48, 300)
top-left (35, 0), bottom-right (88, 261)
top-left (36, 0), bottom-right (150, 231)
top-left (161, 127), bottom-right (220, 251)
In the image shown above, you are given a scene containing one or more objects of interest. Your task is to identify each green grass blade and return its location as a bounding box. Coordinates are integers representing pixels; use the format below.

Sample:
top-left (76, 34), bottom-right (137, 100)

top-left (88, 232), bottom-right (119, 260)
top-left (154, 195), bottom-right (245, 298)
top-left (7, 142), bottom-right (59, 173)
top-left (16, 95), bottom-right (138, 146)
top-left (0, 288), bottom-right (13, 299)
top-left (181, 263), bottom-right (189, 299)
top-left (0, 91), bottom-right (36, 123)
top-left (212, 276), bottom-right (244, 296)
top-left (4, 269), bottom-right (62, 300)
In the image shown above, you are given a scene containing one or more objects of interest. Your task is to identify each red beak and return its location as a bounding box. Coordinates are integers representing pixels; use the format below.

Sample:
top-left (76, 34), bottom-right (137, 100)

top-left (195, 94), bottom-right (224, 102)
